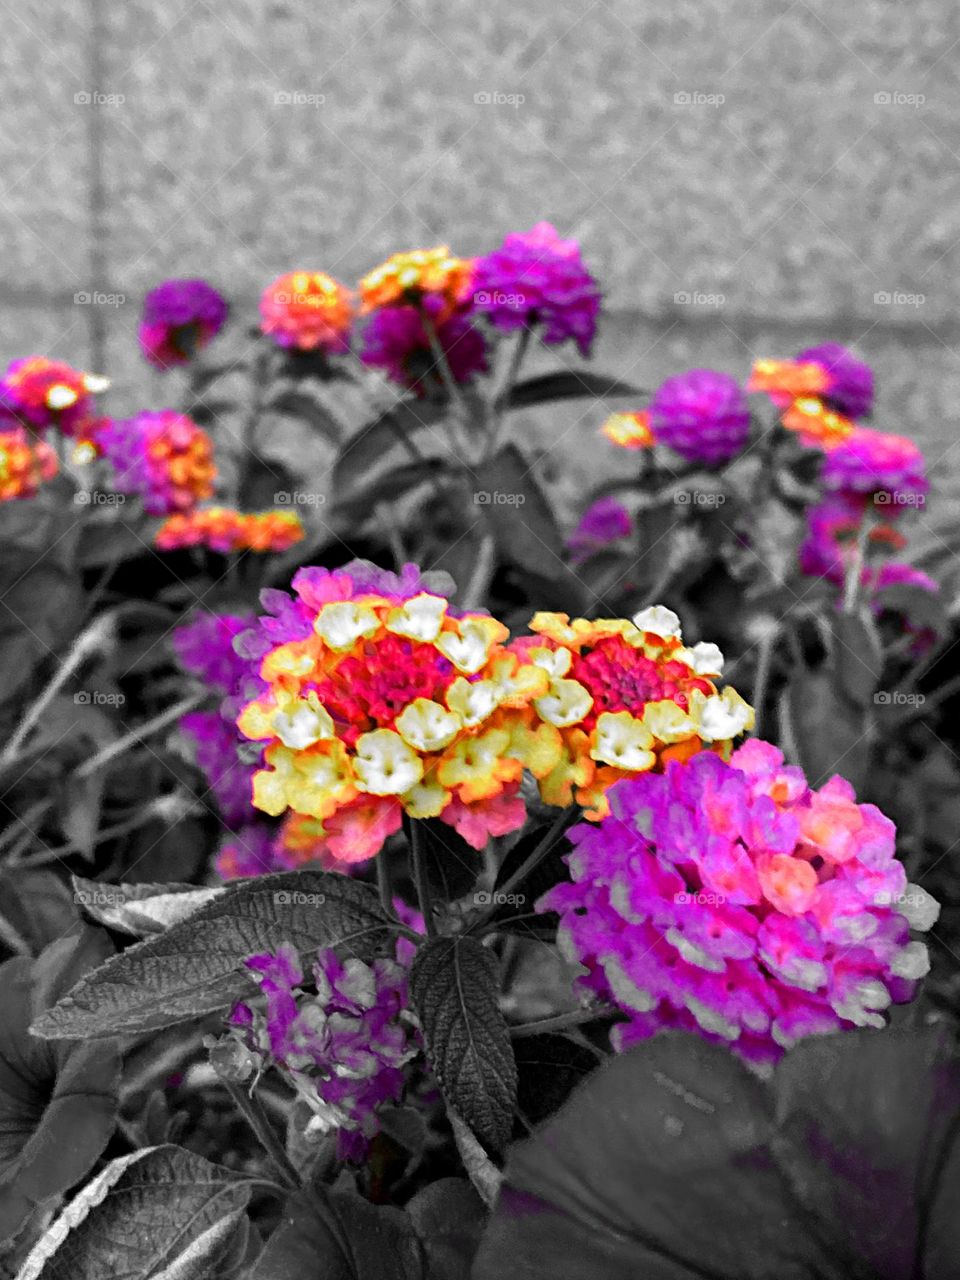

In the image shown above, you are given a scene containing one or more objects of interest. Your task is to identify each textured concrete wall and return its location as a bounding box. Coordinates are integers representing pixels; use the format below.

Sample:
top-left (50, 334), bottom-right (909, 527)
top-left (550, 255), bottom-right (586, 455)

top-left (2, 0), bottom-right (959, 573)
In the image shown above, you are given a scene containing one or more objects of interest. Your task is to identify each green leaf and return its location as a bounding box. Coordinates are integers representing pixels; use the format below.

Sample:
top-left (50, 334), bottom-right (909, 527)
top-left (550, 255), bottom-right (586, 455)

top-left (415, 817), bottom-right (482, 904)
top-left (514, 1034), bottom-right (599, 1126)
top-left (409, 936), bottom-right (517, 1154)
top-left (17, 1145), bottom-right (252, 1280)
top-left (331, 401), bottom-right (444, 501)
top-left (507, 372), bottom-right (644, 411)
top-left (831, 610), bottom-right (883, 709)
top-left (268, 388), bottom-right (345, 444)
top-left (76, 519), bottom-right (149, 570)
top-left (405, 1178), bottom-right (486, 1280)
top-left (71, 876), bottom-right (224, 936)
top-left (31, 872), bottom-right (392, 1041)
top-left (331, 459), bottom-right (443, 523)
top-left (474, 445), bottom-right (566, 582)
top-left (873, 580), bottom-right (949, 638)
top-left (249, 1190), bottom-right (423, 1280)
top-left (780, 666), bottom-right (870, 792)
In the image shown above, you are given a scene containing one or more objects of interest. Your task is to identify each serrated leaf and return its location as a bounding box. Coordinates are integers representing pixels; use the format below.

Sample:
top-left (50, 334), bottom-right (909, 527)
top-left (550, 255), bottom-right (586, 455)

top-left (71, 877), bottom-right (224, 936)
top-left (507, 372), bottom-right (644, 410)
top-left (32, 872), bottom-right (392, 1040)
top-left (248, 1190), bottom-right (423, 1280)
top-left (409, 936), bottom-right (516, 1154)
top-left (331, 401), bottom-right (443, 500)
top-left (16, 1145), bottom-right (252, 1280)
top-left (268, 389), bottom-right (345, 444)
top-left (474, 445), bottom-right (566, 582)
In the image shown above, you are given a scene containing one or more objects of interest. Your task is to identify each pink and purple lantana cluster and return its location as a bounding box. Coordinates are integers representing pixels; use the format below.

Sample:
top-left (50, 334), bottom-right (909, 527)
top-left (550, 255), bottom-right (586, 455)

top-left (139, 278), bottom-right (228, 370)
top-left (231, 943), bottom-right (419, 1161)
top-left (539, 740), bottom-right (938, 1068)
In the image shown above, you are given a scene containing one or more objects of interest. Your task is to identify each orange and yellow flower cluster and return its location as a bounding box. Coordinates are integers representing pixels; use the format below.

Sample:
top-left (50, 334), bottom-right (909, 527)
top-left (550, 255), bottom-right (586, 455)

top-left (155, 505), bottom-right (304, 553)
top-left (601, 410), bottom-right (654, 450)
top-left (259, 271), bottom-right (355, 353)
top-left (358, 247), bottom-right (474, 321)
top-left (748, 344), bottom-right (873, 451)
top-left (236, 565), bottom-right (753, 865)
top-left (0, 428), bottom-right (58, 501)
top-left (511, 606), bottom-right (754, 819)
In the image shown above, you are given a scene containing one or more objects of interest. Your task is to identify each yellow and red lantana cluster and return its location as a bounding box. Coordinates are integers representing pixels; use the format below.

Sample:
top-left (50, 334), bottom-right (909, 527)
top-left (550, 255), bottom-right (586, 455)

top-left (358, 247), bottom-right (474, 322)
top-left (259, 271), bottom-right (355, 353)
top-left (747, 348), bottom-right (875, 451)
top-left (237, 569), bottom-right (753, 865)
top-left (0, 428), bottom-right (58, 501)
top-left (601, 410), bottom-right (655, 450)
top-left (155, 506), bottom-right (304, 553)
top-left (512, 606), bottom-right (754, 819)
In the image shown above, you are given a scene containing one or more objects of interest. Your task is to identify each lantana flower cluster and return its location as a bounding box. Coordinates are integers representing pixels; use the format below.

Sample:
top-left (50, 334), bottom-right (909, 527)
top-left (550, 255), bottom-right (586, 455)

top-left (230, 943), bottom-right (418, 1161)
top-left (539, 741), bottom-right (939, 1066)
top-left (231, 563), bottom-right (752, 863)
top-left (0, 356), bottom-right (109, 437)
top-left (0, 426), bottom-right (58, 501)
top-left (601, 369), bottom-right (750, 466)
top-left (155, 505), bottom-right (304, 553)
top-left (139, 278), bottom-right (229, 369)
top-left (92, 410), bottom-right (216, 514)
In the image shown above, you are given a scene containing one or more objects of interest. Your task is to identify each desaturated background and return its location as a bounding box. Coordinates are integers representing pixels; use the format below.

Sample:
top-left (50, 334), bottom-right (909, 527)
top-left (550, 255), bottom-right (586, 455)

top-left (3, 0), bottom-right (959, 584)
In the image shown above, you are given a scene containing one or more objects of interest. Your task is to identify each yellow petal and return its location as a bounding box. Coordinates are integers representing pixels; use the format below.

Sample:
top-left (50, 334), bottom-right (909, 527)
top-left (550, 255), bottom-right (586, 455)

top-left (534, 678), bottom-right (593, 728)
top-left (395, 698), bottom-right (462, 752)
top-left (385, 593), bottom-right (448, 642)
top-left (591, 711), bottom-right (656, 770)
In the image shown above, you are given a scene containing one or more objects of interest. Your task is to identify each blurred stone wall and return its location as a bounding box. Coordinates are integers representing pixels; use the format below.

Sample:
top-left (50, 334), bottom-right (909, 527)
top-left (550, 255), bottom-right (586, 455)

top-left (2, 0), bottom-right (959, 573)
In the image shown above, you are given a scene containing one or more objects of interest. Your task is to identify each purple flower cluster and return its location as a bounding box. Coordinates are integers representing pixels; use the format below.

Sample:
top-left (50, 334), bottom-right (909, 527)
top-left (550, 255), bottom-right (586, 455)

top-left (139, 278), bottom-right (228, 369)
top-left (232, 944), bottom-right (418, 1161)
top-left (179, 711), bottom-right (256, 828)
top-left (796, 341), bottom-right (874, 419)
top-left (649, 369), bottom-right (751, 466)
top-left (567, 496), bottom-right (632, 564)
top-left (821, 427), bottom-right (928, 512)
top-left (538, 744), bottom-right (935, 1068)
top-left (172, 611), bottom-right (254, 702)
top-left (360, 303), bottom-right (488, 394)
top-left (470, 222), bottom-right (601, 357)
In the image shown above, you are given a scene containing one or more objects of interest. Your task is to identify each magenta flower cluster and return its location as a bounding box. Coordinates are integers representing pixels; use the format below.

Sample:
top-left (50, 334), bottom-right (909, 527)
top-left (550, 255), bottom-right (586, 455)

top-left (232, 943), bottom-right (418, 1161)
top-left (649, 368), bottom-right (752, 467)
top-left (139, 278), bottom-right (228, 369)
top-left (796, 341), bottom-right (874, 419)
top-left (538, 741), bottom-right (937, 1067)
top-left (470, 221), bottom-right (601, 357)
top-left (361, 302), bottom-right (488, 394)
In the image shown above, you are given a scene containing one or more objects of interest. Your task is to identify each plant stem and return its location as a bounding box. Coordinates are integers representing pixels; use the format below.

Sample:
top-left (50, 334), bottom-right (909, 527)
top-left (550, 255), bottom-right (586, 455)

top-left (222, 1078), bottom-right (301, 1192)
top-left (509, 1006), bottom-right (611, 1038)
top-left (472, 807), bottom-right (575, 934)
top-left (843, 511), bottom-right (874, 614)
top-left (750, 621), bottom-right (779, 739)
top-left (490, 325), bottom-right (531, 449)
top-left (461, 532), bottom-right (497, 609)
top-left (421, 310), bottom-right (471, 423)
top-left (406, 818), bottom-right (437, 937)
top-left (75, 692), bottom-right (202, 779)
